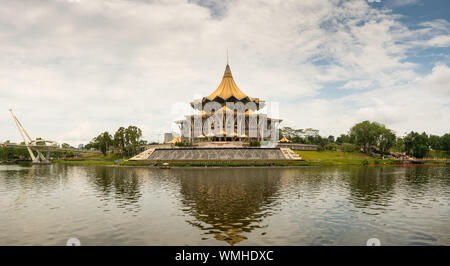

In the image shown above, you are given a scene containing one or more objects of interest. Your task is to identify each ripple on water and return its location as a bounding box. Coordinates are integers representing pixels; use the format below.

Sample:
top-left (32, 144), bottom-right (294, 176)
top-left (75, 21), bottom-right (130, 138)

top-left (0, 165), bottom-right (449, 245)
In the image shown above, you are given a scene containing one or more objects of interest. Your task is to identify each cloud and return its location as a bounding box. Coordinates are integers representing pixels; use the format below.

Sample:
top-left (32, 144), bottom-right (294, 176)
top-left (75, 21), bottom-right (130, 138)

top-left (0, 0), bottom-right (449, 145)
top-left (425, 35), bottom-right (450, 47)
top-left (341, 80), bottom-right (374, 90)
top-left (420, 64), bottom-right (450, 96)
top-left (385, 0), bottom-right (419, 8)
top-left (63, 122), bottom-right (94, 143)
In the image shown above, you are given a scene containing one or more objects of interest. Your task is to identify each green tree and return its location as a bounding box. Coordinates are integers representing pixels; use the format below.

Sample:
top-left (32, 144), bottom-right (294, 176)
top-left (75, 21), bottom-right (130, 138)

top-left (441, 133), bottom-right (450, 155)
top-left (403, 131), bottom-right (429, 158)
top-left (93, 131), bottom-right (113, 156)
top-left (429, 135), bottom-right (442, 150)
top-left (341, 143), bottom-right (359, 153)
top-left (324, 143), bottom-right (338, 151)
top-left (327, 135), bottom-right (335, 143)
top-left (125, 126), bottom-right (142, 156)
top-left (336, 134), bottom-right (352, 145)
top-left (61, 143), bottom-right (71, 149)
top-left (113, 126), bottom-right (142, 157)
top-left (377, 126), bottom-right (396, 159)
top-left (394, 137), bottom-right (404, 152)
top-left (349, 121), bottom-right (382, 153)
top-left (114, 127), bottom-right (126, 156)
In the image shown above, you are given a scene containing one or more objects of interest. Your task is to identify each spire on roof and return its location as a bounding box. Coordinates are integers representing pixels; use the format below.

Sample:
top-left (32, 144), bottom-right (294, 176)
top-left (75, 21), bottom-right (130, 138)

top-left (223, 63), bottom-right (233, 78)
top-left (206, 63), bottom-right (246, 100)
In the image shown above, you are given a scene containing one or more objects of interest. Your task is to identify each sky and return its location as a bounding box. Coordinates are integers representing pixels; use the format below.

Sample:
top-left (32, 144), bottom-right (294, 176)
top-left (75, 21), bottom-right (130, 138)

top-left (0, 0), bottom-right (449, 145)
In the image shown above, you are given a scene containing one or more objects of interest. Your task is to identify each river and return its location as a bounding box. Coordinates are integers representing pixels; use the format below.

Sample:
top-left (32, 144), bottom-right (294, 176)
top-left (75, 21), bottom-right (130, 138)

top-left (0, 164), bottom-right (449, 245)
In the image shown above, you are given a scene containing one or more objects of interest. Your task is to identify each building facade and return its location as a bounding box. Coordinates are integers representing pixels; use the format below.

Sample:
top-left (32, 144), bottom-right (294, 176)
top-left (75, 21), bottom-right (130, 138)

top-left (176, 63), bottom-right (281, 143)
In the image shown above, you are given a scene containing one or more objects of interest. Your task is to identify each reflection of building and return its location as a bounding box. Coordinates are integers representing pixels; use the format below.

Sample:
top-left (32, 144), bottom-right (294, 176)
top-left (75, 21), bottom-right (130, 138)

top-left (175, 168), bottom-right (281, 245)
top-left (176, 63), bottom-right (282, 142)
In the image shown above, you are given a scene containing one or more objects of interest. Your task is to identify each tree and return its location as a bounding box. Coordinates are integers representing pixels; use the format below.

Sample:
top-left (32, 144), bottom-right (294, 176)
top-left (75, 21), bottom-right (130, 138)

top-left (125, 126), bottom-right (142, 156)
top-left (279, 127), bottom-right (305, 143)
top-left (377, 126), bottom-right (396, 159)
top-left (429, 135), bottom-right (442, 150)
top-left (327, 135), bottom-right (335, 143)
top-left (349, 121), bottom-right (382, 153)
top-left (403, 131), bottom-right (429, 158)
top-left (342, 143), bottom-right (359, 153)
top-left (93, 131), bottom-right (113, 156)
top-left (61, 143), bottom-right (71, 149)
top-left (336, 134), bottom-right (352, 145)
top-left (325, 143), bottom-right (338, 151)
top-left (113, 126), bottom-right (142, 157)
top-left (441, 133), bottom-right (450, 155)
top-left (349, 121), bottom-right (396, 156)
top-left (394, 137), bottom-right (404, 152)
top-left (114, 127), bottom-right (126, 156)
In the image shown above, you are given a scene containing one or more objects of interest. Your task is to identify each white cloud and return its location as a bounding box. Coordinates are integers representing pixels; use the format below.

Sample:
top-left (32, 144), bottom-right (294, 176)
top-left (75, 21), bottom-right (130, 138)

top-left (386, 0), bottom-right (419, 8)
top-left (420, 64), bottom-right (450, 96)
top-left (341, 80), bottom-right (374, 90)
top-left (0, 0), bottom-right (449, 145)
top-left (425, 35), bottom-right (450, 47)
top-left (63, 122), bottom-right (94, 143)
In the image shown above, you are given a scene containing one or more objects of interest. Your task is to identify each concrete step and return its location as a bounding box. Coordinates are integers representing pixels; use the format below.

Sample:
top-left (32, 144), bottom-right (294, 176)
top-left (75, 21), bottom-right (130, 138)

top-left (129, 149), bottom-right (155, 161)
top-left (280, 148), bottom-right (302, 160)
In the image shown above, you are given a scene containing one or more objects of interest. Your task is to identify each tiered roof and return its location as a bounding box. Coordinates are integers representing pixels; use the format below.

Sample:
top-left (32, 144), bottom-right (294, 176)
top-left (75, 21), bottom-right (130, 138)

top-left (191, 64), bottom-right (263, 110)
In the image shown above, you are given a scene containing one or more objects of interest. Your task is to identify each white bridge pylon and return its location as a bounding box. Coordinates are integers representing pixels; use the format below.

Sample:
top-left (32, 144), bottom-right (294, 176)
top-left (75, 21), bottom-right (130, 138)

top-left (9, 109), bottom-right (58, 164)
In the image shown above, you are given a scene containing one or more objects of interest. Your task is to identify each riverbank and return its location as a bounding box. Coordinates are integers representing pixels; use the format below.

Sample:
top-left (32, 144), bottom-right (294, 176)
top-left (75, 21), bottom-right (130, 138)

top-left (295, 151), bottom-right (392, 165)
top-left (53, 151), bottom-right (427, 167)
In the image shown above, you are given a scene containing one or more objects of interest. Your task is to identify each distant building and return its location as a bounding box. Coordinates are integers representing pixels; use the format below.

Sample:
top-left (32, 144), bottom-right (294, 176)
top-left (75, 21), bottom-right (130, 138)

top-left (78, 144), bottom-right (84, 149)
top-left (164, 133), bottom-right (174, 143)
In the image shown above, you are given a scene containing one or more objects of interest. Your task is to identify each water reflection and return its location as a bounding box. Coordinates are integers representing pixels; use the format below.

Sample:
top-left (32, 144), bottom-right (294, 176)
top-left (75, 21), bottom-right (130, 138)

top-left (172, 168), bottom-right (281, 245)
top-left (346, 167), bottom-right (397, 211)
top-left (0, 164), bottom-right (449, 245)
top-left (88, 166), bottom-right (143, 212)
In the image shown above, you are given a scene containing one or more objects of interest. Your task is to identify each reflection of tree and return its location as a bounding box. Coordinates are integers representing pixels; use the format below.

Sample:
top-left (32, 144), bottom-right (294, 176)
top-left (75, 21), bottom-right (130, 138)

top-left (402, 166), bottom-right (450, 200)
top-left (1, 164), bottom-right (64, 208)
top-left (404, 166), bottom-right (430, 186)
top-left (346, 167), bottom-right (397, 209)
top-left (174, 168), bottom-right (281, 245)
top-left (90, 166), bottom-right (142, 211)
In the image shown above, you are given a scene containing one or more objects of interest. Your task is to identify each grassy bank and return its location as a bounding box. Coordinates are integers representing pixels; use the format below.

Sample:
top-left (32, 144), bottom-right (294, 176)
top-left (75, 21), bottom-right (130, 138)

top-left (295, 151), bottom-right (394, 165)
top-left (54, 160), bottom-right (116, 165)
top-left (53, 151), bottom-right (448, 167)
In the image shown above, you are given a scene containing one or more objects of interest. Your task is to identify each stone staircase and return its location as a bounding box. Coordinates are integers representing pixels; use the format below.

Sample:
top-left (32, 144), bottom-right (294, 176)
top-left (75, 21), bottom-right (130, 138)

top-left (280, 148), bottom-right (302, 160)
top-left (130, 147), bottom-right (302, 161)
top-left (129, 148), bottom-right (155, 161)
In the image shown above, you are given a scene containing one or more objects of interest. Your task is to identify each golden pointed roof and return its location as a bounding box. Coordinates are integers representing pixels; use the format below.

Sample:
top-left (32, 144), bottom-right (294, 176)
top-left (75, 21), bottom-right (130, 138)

top-left (167, 136), bottom-right (182, 144)
top-left (207, 64), bottom-right (248, 101)
top-left (279, 136), bottom-right (291, 143)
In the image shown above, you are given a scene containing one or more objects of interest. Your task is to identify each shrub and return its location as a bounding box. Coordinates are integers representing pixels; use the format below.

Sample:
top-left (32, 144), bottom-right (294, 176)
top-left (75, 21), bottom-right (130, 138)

top-left (175, 142), bottom-right (192, 147)
top-left (325, 143), bottom-right (338, 151)
top-left (341, 143), bottom-right (359, 153)
top-left (249, 140), bottom-right (261, 147)
top-left (361, 159), bottom-right (369, 166)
